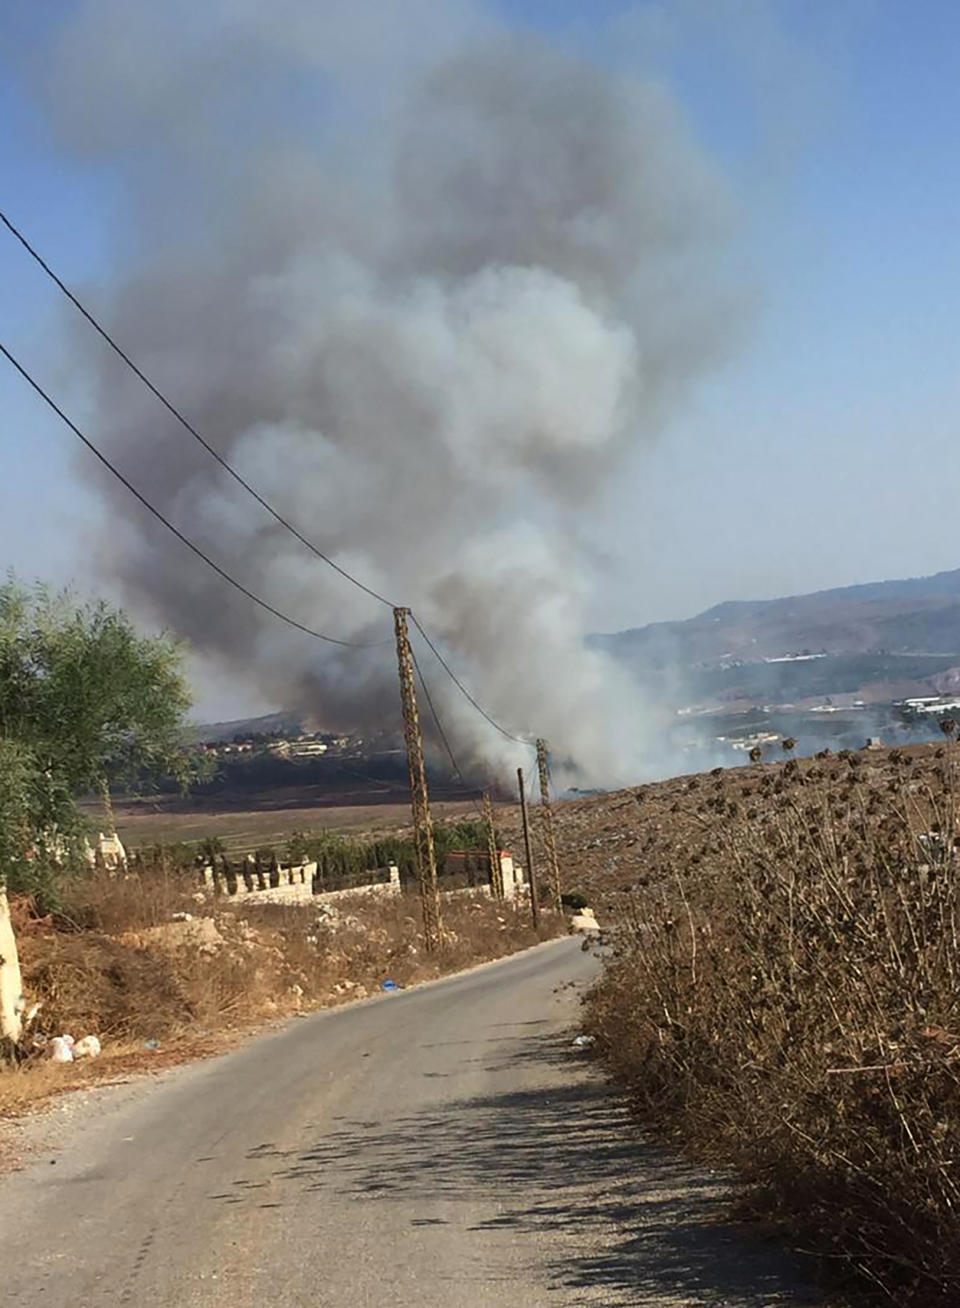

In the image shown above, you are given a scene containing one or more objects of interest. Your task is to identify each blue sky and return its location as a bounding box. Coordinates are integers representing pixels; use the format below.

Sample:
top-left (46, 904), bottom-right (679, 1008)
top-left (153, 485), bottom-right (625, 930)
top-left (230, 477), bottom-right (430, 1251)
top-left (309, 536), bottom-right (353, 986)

top-left (2, 0), bottom-right (960, 697)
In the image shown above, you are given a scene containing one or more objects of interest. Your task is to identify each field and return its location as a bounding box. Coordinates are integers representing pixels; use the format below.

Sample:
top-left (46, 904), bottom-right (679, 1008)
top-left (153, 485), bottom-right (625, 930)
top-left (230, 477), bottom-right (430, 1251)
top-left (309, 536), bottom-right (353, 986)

top-left (91, 785), bottom-right (484, 856)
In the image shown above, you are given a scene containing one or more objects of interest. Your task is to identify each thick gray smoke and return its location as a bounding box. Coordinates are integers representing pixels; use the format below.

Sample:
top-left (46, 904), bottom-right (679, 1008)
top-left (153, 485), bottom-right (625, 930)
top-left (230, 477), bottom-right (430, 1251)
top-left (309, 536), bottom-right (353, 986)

top-left (36, 1), bottom-right (744, 786)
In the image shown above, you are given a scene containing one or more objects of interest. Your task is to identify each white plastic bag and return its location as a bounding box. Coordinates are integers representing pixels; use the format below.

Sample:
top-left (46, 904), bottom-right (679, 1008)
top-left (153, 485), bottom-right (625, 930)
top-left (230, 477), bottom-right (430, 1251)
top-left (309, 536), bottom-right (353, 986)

top-left (50, 1036), bottom-right (75, 1063)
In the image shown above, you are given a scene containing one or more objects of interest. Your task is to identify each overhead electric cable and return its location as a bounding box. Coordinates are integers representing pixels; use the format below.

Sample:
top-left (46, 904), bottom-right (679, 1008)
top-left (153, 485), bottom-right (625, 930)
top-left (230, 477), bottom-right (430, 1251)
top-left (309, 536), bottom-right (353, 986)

top-left (0, 341), bottom-right (387, 650)
top-left (0, 207), bottom-right (395, 610)
top-left (409, 612), bottom-right (532, 747)
top-left (410, 644), bottom-right (468, 785)
top-left (1, 209), bottom-right (532, 741)
top-left (410, 644), bottom-right (490, 836)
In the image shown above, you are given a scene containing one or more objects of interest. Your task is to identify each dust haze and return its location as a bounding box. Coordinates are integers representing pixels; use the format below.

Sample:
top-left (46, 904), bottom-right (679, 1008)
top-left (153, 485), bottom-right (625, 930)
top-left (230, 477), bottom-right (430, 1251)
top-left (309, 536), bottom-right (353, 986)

top-left (32, 0), bottom-right (749, 786)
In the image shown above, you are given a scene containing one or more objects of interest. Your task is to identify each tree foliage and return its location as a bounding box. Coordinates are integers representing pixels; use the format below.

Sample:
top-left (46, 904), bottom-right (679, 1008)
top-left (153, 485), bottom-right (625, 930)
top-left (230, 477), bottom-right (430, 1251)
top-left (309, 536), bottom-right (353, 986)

top-left (0, 579), bottom-right (201, 895)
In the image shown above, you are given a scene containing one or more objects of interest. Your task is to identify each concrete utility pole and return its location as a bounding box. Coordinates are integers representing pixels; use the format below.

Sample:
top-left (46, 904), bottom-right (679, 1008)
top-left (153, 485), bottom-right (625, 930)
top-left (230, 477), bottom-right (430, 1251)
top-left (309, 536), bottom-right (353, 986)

top-left (535, 738), bottom-right (562, 912)
top-left (393, 607), bottom-right (442, 951)
top-left (517, 767), bottom-right (539, 929)
top-left (0, 887), bottom-right (24, 1046)
top-left (482, 790), bottom-right (504, 901)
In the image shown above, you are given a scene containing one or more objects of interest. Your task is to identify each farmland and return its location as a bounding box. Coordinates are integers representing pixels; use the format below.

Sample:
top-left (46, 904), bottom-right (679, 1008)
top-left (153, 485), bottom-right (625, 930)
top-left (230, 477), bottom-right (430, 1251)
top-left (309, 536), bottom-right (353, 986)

top-left (90, 785), bottom-right (484, 857)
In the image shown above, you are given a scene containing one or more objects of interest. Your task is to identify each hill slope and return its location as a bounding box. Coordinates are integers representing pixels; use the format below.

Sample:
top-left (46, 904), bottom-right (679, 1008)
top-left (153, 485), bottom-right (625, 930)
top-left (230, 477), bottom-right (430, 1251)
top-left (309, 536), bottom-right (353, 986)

top-left (597, 566), bottom-right (960, 672)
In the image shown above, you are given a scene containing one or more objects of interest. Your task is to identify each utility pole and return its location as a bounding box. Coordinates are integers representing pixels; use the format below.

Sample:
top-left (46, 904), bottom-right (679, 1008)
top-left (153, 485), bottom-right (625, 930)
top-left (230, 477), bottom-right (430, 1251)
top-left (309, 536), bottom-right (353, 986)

top-left (393, 607), bottom-right (442, 951)
top-left (483, 790), bottom-right (503, 900)
top-left (517, 766), bottom-right (539, 929)
top-left (536, 738), bottom-right (562, 912)
top-left (482, 790), bottom-right (504, 900)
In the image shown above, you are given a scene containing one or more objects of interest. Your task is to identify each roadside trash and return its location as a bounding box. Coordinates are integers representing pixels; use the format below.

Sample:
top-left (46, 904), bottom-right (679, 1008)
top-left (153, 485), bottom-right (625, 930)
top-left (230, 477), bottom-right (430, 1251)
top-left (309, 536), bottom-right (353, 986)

top-left (143, 1039), bottom-right (161, 1050)
top-left (73, 1035), bottom-right (101, 1060)
top-left (571, 1034), bottom-right (595, 1048)
top-left (381, 979), bottom-right (399, 993)
top-left (171, 911), bottom-right (194, 922)
top-left (570, 909), bottom-right (601, 935)
top-left (50, 1035), bottom-right (75, 1062)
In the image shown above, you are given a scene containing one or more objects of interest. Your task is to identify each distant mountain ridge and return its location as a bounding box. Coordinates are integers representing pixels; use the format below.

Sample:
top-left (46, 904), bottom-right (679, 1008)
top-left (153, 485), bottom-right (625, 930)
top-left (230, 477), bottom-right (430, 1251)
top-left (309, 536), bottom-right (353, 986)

top-left (698, 567), bottom-right (960, 622)
top-left (597, 567), bottom-right (960, 671)
top-left (188, 710), bottom-right (304, 744)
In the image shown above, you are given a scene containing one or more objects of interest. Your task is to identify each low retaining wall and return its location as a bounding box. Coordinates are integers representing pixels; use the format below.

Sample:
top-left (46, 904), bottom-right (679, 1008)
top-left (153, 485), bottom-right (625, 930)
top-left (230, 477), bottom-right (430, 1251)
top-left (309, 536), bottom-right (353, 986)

top-left (317, 878), bottom-right (401, 905)
top-left (197, 853), bottom-right (524, 907)
top-left (200, 862), bottom-right (402, 906)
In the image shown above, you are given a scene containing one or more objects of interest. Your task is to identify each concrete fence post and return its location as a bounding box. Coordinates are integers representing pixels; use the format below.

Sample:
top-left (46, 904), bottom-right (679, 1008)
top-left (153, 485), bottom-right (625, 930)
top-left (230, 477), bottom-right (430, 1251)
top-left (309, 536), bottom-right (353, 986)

top-left (499, 853), bottom-right (517, 899)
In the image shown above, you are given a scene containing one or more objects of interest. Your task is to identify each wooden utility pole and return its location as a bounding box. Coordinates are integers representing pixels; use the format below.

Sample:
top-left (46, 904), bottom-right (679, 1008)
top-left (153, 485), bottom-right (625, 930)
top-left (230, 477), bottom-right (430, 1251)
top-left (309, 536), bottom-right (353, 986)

top-left (517, 766), bottom-right (539, 928)
top-left (536, 738), bottom-right (562, 911)
top-left (393, 607), bottom-right (442, 951)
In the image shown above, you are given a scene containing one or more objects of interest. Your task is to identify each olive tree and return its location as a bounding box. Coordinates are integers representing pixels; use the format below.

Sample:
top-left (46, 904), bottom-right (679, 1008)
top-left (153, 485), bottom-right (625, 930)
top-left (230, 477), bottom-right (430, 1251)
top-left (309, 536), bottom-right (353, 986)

top-left (0, 580), bottom-right (203, 896)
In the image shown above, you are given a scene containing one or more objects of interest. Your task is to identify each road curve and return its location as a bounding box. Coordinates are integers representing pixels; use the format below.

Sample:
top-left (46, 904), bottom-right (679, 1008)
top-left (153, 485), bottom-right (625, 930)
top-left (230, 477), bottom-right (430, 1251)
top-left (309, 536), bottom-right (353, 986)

top-left (1, 939), bottom-right (823, 1306)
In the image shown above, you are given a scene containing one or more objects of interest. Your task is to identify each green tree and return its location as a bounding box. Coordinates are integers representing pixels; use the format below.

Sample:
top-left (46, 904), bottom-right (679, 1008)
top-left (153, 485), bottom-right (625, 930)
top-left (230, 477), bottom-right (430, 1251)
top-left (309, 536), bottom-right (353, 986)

top-left (0, 579), bottom-right (203, 897)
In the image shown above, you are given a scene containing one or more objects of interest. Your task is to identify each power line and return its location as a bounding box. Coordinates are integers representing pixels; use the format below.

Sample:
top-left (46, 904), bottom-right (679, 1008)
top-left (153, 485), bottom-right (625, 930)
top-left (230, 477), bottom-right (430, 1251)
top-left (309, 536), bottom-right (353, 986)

top-left (0, 207), bottom-right (395, 610)
top-left (0, 340), bottom-right (388, 650)
top-left (1, 209), bottom-right (533, 743)
top-left (410, 642), bottom-right (489, 832)
top-left (409, 612), bottom-right (533, 747)
top-left (410, 643), bottom-right (468, 786)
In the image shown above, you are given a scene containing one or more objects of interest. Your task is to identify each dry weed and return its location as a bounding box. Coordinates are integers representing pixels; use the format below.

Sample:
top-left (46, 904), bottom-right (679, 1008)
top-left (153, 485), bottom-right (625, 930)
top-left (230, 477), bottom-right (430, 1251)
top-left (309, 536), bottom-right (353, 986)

top-left (586, 743), bottom-right (960, 1307)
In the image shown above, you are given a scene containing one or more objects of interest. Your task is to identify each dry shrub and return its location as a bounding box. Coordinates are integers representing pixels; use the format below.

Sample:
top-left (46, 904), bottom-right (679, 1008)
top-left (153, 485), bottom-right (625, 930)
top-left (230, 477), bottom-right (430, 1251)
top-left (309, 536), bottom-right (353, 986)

top-left (59, 867), bottom-right (200, 934)
top-left (586, 747), bottom-right (960, 1307)
top-left (229, 889), bottom-right (557, 1001)
top-left (19, 932), bottom-right (191, 1041)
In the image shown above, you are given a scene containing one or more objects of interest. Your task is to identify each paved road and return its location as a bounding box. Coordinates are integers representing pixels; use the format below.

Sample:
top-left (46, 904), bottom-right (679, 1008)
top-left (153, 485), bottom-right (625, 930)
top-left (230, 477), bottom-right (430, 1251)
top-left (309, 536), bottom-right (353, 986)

top-left (1, 940), bottom-right (823, 1306)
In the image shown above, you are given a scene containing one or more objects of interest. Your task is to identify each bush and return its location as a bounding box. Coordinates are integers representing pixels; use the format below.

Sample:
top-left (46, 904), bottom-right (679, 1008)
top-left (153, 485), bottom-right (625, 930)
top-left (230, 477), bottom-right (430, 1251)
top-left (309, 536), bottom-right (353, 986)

top-left (21, 933), bottom-right (192, 1040)
top-left (561, 890), bottom-right (590, 912)
top-left (586, 748), bottom-right (960, 1306)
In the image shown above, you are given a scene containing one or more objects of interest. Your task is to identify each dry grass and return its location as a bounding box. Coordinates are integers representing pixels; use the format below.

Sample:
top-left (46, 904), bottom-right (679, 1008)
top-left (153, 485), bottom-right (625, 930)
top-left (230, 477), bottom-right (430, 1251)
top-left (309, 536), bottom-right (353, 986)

top-left (584, 741), bottom-right (960, 1307)
top-left (59, 864), bottom-right (202, 933)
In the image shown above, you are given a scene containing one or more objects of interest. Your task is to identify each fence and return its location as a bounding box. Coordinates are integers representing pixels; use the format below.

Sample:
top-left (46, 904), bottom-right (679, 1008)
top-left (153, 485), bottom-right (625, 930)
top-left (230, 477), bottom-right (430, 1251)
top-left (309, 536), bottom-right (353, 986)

top-left (197, 849), bottom-right (524, 906)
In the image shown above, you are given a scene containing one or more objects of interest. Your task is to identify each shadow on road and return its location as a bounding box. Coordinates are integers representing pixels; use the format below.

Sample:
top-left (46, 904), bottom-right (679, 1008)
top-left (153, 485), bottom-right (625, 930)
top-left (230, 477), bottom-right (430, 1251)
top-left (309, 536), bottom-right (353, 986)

top-left (206, 1030), bottom-right (821, 1305)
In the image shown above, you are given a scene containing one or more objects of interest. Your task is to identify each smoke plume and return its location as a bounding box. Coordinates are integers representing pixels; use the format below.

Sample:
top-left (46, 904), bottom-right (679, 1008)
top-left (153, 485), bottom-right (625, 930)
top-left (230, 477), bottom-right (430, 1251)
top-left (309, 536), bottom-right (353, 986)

top-left (34, 1), bottom-right (745, 786)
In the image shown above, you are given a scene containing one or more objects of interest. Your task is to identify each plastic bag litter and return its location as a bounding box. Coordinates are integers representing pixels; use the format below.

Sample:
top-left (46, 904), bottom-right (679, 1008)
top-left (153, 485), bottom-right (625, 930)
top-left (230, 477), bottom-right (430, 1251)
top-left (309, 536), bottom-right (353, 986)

top-left (73, 1035), bottom-right (101, 1060)
top-left (571, 1034), bottom-right (595, 1048)
top-left (381, 979), bottom-right (399, 993)
top-left (50, 1035), bottom-right (75, 1063)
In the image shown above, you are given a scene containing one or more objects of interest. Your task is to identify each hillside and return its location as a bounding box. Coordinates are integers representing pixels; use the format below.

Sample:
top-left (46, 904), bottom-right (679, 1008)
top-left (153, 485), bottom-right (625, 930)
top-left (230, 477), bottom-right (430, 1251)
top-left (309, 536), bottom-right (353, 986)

top-left (548, 738), bottom-right (960, 1306)
top-left (596, 566), bottom-right (960, 671)
top-left (187, 710), bottom-right (304, 744)
top-left (591, 566), bottom-right (960, 765)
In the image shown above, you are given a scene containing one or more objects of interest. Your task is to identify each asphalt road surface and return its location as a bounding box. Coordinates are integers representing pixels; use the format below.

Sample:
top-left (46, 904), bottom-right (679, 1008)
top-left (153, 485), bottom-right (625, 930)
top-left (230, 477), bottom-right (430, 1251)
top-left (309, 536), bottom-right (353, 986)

top-left (0, 939), bottom-right (823, 1306)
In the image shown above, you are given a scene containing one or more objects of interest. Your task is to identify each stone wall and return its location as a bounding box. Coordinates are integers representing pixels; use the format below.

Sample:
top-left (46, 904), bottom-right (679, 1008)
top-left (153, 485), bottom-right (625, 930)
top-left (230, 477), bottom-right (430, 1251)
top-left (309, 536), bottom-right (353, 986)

top-left (200, 862), bottom-right (402, 906)
top-left (198, 853), bottom-right (522, 907)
